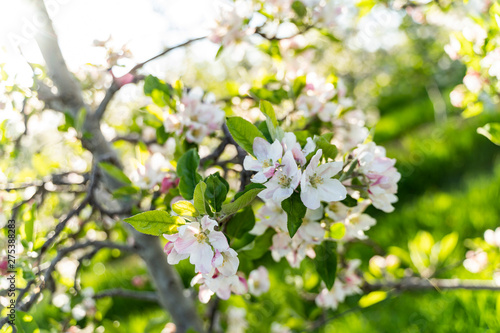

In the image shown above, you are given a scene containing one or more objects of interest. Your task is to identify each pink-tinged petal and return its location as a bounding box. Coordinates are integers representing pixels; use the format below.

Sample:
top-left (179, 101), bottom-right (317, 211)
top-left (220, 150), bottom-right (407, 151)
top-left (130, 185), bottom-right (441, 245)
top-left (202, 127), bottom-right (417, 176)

top-left (281, 151), bottom-right (298, 177)
top-left (231, 276), bottom-right (249, 294)
top-left (252, 171), bottom-right (269, 183)
top-left (262, 166), bottom-right (277, 178)
top-left (301, 186), bottom-right (320, 210)
top-left (201, 215), bottom-right (218, 232)
top-left (318, 179), bottom-right (347, 202)
top-left (253, 137), bottom-right (271, 161)
top-left (217, 249), bottom-right (239, 276)
top-left (209, 231), bottom-right (230, 251)
top-left (270, 139), bottom-right (284, 161)
top-left (167, 249), bottom-right (189, 265)
top-left (273, 187), bottom-right (293, 203)
top-left (174, 235), bottom-right (197, 254)
top-left (317, 161), bottom-right (343, 178)
top-left (198, 284), bottom-right (214, 303)
top-left (163, 233), bottom-right (179, 242)
top-left (164, 242), bottom-right (174, 254)
top-left (215, 285), bottom-right (232, 300)
top-left (191, 243), bottom-right (214, 274)
top-left (243, 156), bottom-right (262, 172)
top-left (292, 147), bottom-right (307, 166)
top-left (190, 273), bottom-right (204, 287)
top-left (212, 250), bottom-right (223, 267)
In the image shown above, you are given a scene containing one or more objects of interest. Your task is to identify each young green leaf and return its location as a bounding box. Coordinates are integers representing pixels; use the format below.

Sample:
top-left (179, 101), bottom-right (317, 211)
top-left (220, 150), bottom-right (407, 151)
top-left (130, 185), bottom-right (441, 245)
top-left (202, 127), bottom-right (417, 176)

top-left (281, 192), bottom-right (307, 237)
top-left (177, 149), bottom-right (202, 200)
top-left (315, 136), bottom-right (338, 161)
top-left (314, 241), bottom-right (337, 289)
top-left (204, 172), bottom-right (229, 213)
top-left (222, 187), bottom-right (264, 215)
top-left (193, 181), bottom-right (208, 215)
top-left (172, 200), bottom-right (198, 217)
top-left (99, 162), bottom-right (132, 185)
top-left (226, 205), bottom-right (256, 239)
top-left (226, 116), bottom-right (266, 156)
top-left (124, 210), bottom-right (185, 236)
top-left (260, 100), bottom-right (278, 128)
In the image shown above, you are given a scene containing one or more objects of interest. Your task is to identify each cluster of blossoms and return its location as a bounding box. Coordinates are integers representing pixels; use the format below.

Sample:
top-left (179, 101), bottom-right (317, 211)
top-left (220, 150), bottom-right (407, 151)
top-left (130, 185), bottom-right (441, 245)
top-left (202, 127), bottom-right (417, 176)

top-left (208, 0), bottom-right (358, 47)
top-left (464, 227), bottom-right (500, 284)
top-left (295, 74), bottom-right (369, 153)
top-left (244, 133), bottom-right (347, 209)
top-left (315, 259), bottom-right (363, 310)
top-left (164, 88), bottom-right (225, 144)
top-left (352, 142), bottom-right (401, 213)
top-left (251, 202), bottom-right (325, 267)
top-left (163, 215), bottom-right (271, 302)
top-left (326, 201), bottom-right (376, 241)
top-left (427, 2), bottom-right (500, 110)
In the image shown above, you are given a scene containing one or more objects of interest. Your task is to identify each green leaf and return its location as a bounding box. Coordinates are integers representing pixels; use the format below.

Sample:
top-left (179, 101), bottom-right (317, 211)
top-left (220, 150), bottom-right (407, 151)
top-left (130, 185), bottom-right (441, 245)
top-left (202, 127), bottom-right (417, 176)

top-left (234, 183), bottom-right (266, 200)
top-left (99, 162), bottom-right (132, 185)
top-left (226, 116), bottom-right (266, 156)
top-left (143, 75), bottom-right (174, 108)
top-left (193, 181), bottom-right (208, 215)
top-left (172, 200), bottom-right (198, 217)
top-left (292, 0), bottom-right (307, 17)
top-left (222, 187), bottom-right (264, 215)
top-left (315, 136), bottom-right (338, 161)
top-left (359, 291), bottom-right (387, 308)
top-left (204, 172), bottom-right (229, 213)
top-left (15, 310), bottom-right (40, 333)
top-left (281, 192), bottom-right (307, 237)
top-left (313, 241), bottom-right (337, 289)
top-left (112, 185), bottom-right (140, 198)
top-left (177, 149), bottom-right (202, 200)
top-left (341, 195), bottom-right (358, 208)
top-left (241, 228), bottom-right (276, 260)
top-left (292, 75), bottom-right (307, 99)
top-left (438, 232), bottom-right (459, 263)
top-left (226, 205), bottom-right (255, 239)
top-left (124, 210), bottom-right (185, 236)
top-left (216, 45), bottom-right (224, 59)
top-left (156, 125), bottom-right (170, 145)
top-left (477, 122), bottom-right (500, 145)
top-left (260, 100), bottom-right (278, 128)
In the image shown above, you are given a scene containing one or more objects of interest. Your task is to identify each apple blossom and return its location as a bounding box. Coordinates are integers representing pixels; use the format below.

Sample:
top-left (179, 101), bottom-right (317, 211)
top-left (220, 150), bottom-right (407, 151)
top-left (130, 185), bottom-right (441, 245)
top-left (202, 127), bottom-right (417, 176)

top-left (227, 307), bottom-right (249, 333)
top-left (354, 142), bottom-right (401, 213)
top-left (243, 138), bottom-right (283, 183)
top-left (281, 132), bottom-right (307, 166)
top-left (463, 250), bottom-right (488, 273)
top-left (212, 248), bottom-right (240, 276)
top-left (191, 271), bottom-right (248, 303)
top-left (315, 280), bottom-right (346, 310)
top-left (258, 151), bottom-right (301, 203)
top-left (300, 149), bottom-right (347, 210)
top-left (250, 201), bottom-right (287, 235)
top-left (484, 227), bottom-right (500, 248)
top-left (248, 266), bottom-right (271, 296)
top-left (168, 216), bottom-right (231, 274)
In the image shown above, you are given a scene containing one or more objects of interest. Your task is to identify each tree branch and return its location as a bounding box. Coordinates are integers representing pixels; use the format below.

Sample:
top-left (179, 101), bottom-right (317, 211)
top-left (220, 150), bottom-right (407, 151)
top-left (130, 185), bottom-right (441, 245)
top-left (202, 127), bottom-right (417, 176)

top-left (93, 289), bottom-right (159, 302)
top-left (365, 278), bottom-right (500, 292)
